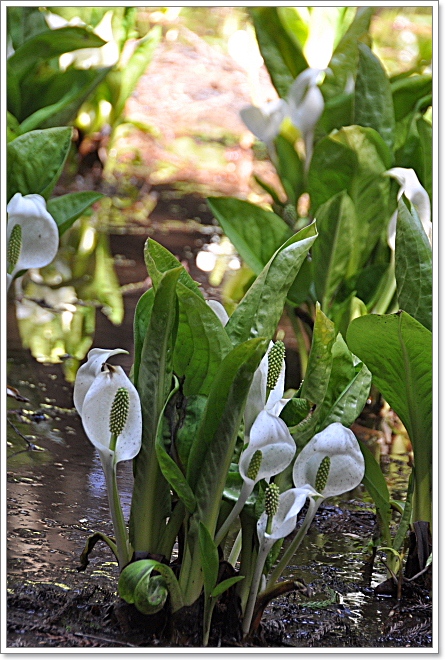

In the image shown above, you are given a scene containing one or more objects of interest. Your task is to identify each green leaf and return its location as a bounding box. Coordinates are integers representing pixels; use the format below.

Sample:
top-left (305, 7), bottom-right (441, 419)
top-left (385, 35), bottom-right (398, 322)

top-left (300, 304), bottom-right (336, 406)
top-left (275, 135), bottom-right (305, 204)
top-left (47, 192), bottom-right (104, 236)
top-left (118, 560), bottom-right (156, 604)
top-left (85, 232), bottom-right (123, 325)
top-left (280, 398), bottom-right (311, 427)
top-left (155, 381), bottom-right (197, 514)
top-left (308, 126), bottom-right (392, 274)
top-left (318, 334), bottom-right (372, 428)
top-left (226, 223), bottom-right (317, 346)
top-left (354, 43), bottom-right (395, 151)
top-left (323, 7), bottom-right (374, 100)
top-left (135, 574), bottom-right (168, 615)
top-left (175, 283), bottom-right (233, 396)
top-left (7, 26), bottom-right (106, 81)
top-left (7, 126), bottom-right (73, 201)
top-left (129, 268), bottom-right (181, 553)
top-left (7, 6), bottom-right (49, 50)
top-left (346, 311), bottom-right (432, 522)
top-left (391, 75), bottom-right (432, 122)
top-left (395, 199), bottom-right (432, 331)
top-left (188, 338), bottom-right (268, 533)
top-left (249, 7), bottom-right (308, 98)
top-left (144, 238), bottom-right (201, 294)
top-left (199, 522), bottom-right (219, 596)
top-left (111, 26), bottom-right (161, 123)
top-left (207, 197), bottom-right (290, 275)
top-left (133, 288), bottom-right (155, 387)
top-left (312, 190), bottom-right (356, 308)
top-left (19, 67), bottom-right (111, 128)
top-left (119, 559), bottom-right (184, 614)
top-left (211, 576), bottom-right (245, 599)
top-left (357, 439), bottom-right (392, 544)
top-left (176, 395), bottom-right (208, 470)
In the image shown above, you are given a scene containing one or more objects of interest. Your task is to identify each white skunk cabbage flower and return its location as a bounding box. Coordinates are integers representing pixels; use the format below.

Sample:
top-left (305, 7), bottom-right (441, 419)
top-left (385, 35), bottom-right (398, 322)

top-left (292, 422), bottom-right (364, 499)
top-left (287, 68), bottom-right (325, 167)
top-left (240, 98), bottom-right (289, 154)
top-left (74, 348), bottom-right (142, 568)
top-left (7, 193), bottom-right (59, 291)
top-left (74, 348), bottom-right (142, 463)
top-left (385, 167), bottom-right (432, 249)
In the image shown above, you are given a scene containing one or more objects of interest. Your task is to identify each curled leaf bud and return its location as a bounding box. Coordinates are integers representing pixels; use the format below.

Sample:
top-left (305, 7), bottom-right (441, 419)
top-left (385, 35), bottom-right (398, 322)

top-left (265, 482), bottom-right (280, 517)
top-left (109, 387), bottom-right (130, 437)
top-left (246, 449), bottom-right (263, 480)
top-left (315, 455), bottom-right (331, 493)
top-left (7, 224), bottom-right (22, 274)
top-left (267, 341), bottom-right (285, 391)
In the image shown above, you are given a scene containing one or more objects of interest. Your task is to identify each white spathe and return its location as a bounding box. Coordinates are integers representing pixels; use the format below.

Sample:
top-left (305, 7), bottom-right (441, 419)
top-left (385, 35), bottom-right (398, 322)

top-left (74, 348), bottom-right (142, 463)
top-left (287, 68), bottom-right (325, 166)
top-left (385, 167), bottom-right (432, 249)
top-left (240, 99), bottom-right (289, 150)
top-left (257, 487), bottom-right (309, 549)
top-left (206, 299), bottom-right (229, 326)
top-left (239, 409), bottom-right (296, 490)
top-left (7, 193), bottom-right (59, 290)
top-left (292, 422), bottom-right (365, 498)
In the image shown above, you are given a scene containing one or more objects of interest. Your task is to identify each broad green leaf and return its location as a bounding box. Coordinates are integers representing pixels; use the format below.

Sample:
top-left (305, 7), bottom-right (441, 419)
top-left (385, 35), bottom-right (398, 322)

top-left (110, 26), bottom-right (161, 123)
top-left (176, 395), bottom-right (208, 470)
top-left (133, 288), bottom-right (155, 387)
top-left (144, 238), bottom-right (201, 294)
top-left (286, 256), bottom-right (313, 306)
top-left (207, 197), bottom-right (290, 275)
top-left (199, 522), bottom-right (219, 595)
top-left (300, 304), bottom-right (336, 406)
top-left (7, 6), bottom-right (49, 49)
top-left (275, 135), bottom-right (305, 204)
top-left (395, 199), bottom-right (432, 331)
top-left (346, 311), bottom-right (432, 522)
top-left (354, 43), bottom-right (395, 151)
top-left (47, 192), bottom-right (104, 236)
top-left (391, 74), bottom-right (432, 122)
top-left (129, 268), bottom-right (180, 553)
top-left (250, 7), bottom-right (308, 98)
top-left (7, 126), bottom-right (73, 201)
top-left (323, 7), bottom-right (373, 100)
top-left (357, 439), bottom-right (392, 544)
top-left (175, 283), bottom-right (233, 396)
top-left (211, 576), bottom-right (245, 599)
top-left (312, 190), bottom-right (356, 308)
top-left (280, 397), bottom-right (311, 427)
top-left (7, 26), bottom-right (106, 81)
top-left (318, 334), bottom-right (372, 428)
top-left (155, 382), bottom-right (196, 514)
top-left (308, 126), bottom-right (392, 274)
top-left (226, 223), bottom-right (317, 346)
top-left (188, 338), bottom-right (268, 533)
top-left (20, 67), bottom-right (111, 128)
top-left (416, 117), bottom-right (432, 201)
